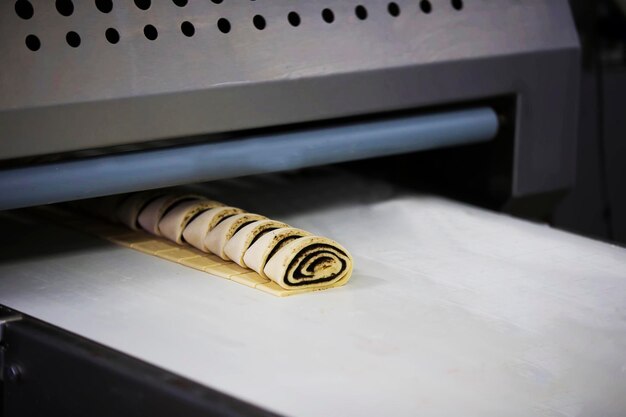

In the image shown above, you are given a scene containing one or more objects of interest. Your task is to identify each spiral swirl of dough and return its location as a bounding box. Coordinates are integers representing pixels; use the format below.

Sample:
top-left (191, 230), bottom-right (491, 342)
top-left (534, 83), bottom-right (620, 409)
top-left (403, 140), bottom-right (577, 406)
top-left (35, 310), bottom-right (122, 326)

top-left (260, 235), bottom-right (353, 289)
top-left (80, 190), bottom-right (354, 291)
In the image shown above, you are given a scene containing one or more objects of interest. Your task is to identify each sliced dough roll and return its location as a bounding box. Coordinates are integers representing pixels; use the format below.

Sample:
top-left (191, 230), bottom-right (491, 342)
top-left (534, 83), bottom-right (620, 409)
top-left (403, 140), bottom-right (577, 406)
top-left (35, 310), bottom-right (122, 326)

top-left (117, 190), bottom-right (167, 230)
top-left (204, 213), bottom-right (267, 260)
top-left (137, 194), bottom-right (205, 236)
top-left (262, 235), bottom-right (353, 290)
top-left (183, 206), bottom-right (245, 252)
top-left (243, 227), bottom-right (312, 278)
top-left (224, 220), bottom-right (290, 268)
top-left (158, 199), bottom-right (224, 244)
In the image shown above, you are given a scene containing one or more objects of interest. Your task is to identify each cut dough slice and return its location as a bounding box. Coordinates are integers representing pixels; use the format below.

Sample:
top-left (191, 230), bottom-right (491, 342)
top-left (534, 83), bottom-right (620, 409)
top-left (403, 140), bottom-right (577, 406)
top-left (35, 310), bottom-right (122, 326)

top-left (223, 220), bottom-right (290, 268)
top-left (243, 227), bottom-right (312, 278)
top-left (158, 199), bottom-right (224, 244)
top-left (137, 194), bottom-right (205, 236)
top-left (182, 206), bottom-right (245, 252)
top-left (204, 213), bottom-right (267, 260)
top-left (262, 235), bottom-right (353, 290)
top-left (117, 190), bottom-right (167, 230)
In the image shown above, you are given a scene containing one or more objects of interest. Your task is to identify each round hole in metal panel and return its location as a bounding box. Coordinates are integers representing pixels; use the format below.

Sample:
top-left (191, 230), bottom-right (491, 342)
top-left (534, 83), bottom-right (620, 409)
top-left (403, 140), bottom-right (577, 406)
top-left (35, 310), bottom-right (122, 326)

top-left (181, 21), bottom-right (195, 37)
top-left (387, 2), bottom-right (400, 17)
top-left (25, 34), bottom-right (40, 51)
top-left (144, 24), bottom-right (158, 40)
top-left (15, 0), bottom-right (34, 20)
top-left (253, 15), bottom-right (266, 30)
top-left (211, 0), bottom-right (222, 4)
top-left (105, 27), bottom-right (120, 44)
top-left (288, 11), bottom-right (300, 27)
top-left (355, 5), bottom-right (367, 20)
top-left (452, 0), bottom-right (463, 10)
top-left (95, 0), bottom-right (113, 13)
top-left (134, 0), bottom-right (151, 11)
top-left (420, 0), bottom-right (432, 13)
top-left (173, 0), bottom-right (187, 6)
top-left (56, 0), bottom-right (74, 16)
top-left (217, 18), bottom-right (231, 33)
top-left (322, 8), bottom-right (334, 23)
top-left (66, 31), bottom-right (81, 47)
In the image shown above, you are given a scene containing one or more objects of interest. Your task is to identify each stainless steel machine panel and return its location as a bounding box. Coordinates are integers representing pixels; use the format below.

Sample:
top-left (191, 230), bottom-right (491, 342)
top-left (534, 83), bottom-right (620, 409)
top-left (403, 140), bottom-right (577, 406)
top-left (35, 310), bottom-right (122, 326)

top-left (0, 0), bottom-right (579, 196)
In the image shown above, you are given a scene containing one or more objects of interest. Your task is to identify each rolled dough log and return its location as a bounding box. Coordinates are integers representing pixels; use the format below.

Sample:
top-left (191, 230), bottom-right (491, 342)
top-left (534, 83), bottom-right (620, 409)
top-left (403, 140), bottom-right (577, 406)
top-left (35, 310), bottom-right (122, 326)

top-left (183, 206), bottom-right (245, 252)
top-left (243, 227), bottom-right (312, 278)
top-left (158, 199), bottom-right (224, 244)
top-left (137, 194), bottom-right (203, 236)
top-left (204, 213), bottom-right (267, 260)
top-left (81, 189), bottom-right (354, 293)
top-left (262, 235), bottom-right (353, 290)
top-left (223, 220), bottom-right (290, 268)
top-left (117, 191), bottom-right (166, 230)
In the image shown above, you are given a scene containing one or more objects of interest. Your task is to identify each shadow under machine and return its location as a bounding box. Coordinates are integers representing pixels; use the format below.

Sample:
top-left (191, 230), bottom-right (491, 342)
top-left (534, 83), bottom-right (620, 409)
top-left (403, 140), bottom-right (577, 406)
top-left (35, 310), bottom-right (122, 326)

top-left (0, 1), bottom-right (580, 416)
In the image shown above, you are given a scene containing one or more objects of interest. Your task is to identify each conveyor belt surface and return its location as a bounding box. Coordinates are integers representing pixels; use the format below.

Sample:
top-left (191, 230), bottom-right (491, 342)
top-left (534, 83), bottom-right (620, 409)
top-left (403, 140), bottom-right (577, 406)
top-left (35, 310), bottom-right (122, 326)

top-left (1, 170), bottom-right (625, 416)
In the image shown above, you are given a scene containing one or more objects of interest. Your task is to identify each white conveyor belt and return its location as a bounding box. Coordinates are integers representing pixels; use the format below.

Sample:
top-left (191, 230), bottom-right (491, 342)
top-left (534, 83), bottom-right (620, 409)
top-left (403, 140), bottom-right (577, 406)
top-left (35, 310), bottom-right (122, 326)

top-left (0, 170), bottom-right (625, 417)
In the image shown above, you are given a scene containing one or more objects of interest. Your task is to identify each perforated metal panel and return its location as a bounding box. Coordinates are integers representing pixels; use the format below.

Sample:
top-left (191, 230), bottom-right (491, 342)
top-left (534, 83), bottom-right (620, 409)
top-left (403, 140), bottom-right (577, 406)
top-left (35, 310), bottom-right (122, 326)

top-left (0, 0), bottom-right (579, 196)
